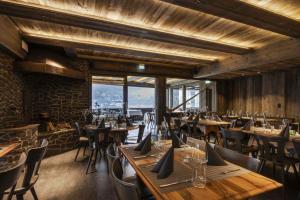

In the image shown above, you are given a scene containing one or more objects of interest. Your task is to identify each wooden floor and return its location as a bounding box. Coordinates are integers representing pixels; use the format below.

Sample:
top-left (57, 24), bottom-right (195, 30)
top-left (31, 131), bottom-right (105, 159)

top-left (11, 127), bottom-right (299, 200)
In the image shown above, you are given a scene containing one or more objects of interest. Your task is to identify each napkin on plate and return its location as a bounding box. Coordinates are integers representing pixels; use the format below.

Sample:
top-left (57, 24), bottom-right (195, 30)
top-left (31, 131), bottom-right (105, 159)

top-left (241, 119), bottom-right (252, 130)
top-left (171, 132), bottom-right (181, 148)
top-left (206, 142), bottom-right (227, 166)
top-left (134, 133), bottom-right (152, 154)
top-left (151, 147), bottom-right (174, 179)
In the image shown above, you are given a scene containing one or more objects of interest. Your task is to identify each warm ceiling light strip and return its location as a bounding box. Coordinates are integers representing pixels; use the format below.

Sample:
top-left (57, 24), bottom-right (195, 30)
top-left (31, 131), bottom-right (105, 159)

top-left (23, 32), bottom-right (217, 62)
top-left (0, 0), bottom-right (252, 51)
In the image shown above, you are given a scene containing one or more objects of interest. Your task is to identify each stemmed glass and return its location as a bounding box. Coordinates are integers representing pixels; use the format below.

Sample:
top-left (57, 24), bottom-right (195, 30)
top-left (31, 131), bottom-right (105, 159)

top-left (190, 148), bottom-right (207, 188)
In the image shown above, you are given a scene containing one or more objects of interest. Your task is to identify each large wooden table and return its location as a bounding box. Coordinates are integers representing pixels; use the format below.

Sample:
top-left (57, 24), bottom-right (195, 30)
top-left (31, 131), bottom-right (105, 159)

top-left (120, 144), bottom-right (282, 200)
top-left (229, 127), bottom-right (300, 141)
top-left (0, 143), bottom-right (19, 158)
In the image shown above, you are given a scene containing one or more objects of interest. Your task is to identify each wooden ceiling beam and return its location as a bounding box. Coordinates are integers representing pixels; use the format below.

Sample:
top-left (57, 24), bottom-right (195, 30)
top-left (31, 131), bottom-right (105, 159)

top-left (76, 53), bottom-right (196, 69)
top-left (92, 61), bottom-right (196, 79)
top-left (23, 34), bottom-right (211, 65)
top-left (0, 0), bottom-right (250, 54)
top-left (195, 38), bottom-right (300, 78)
top-left (161, 0), bottom-right (300, 37)
top-left (0, 15), bottom-right (26, 58)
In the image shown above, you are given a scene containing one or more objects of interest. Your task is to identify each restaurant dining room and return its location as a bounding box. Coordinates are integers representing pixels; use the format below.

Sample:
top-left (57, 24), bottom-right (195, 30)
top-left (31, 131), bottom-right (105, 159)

top-left (1, 0), bottom-right (300, 200)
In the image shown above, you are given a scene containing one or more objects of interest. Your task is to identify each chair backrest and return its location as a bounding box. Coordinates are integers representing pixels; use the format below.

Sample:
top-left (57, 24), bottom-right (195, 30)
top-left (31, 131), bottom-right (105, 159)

top-left (137, 124), bottom-right (145, 143)
top-left (111, 158), bottom-right (140, 200)
top-left (0, 153), bottom-right (26, 196)
top-left (258, 135), bottom-right (287, 163)
top-left (221, 128), bottom-right (244, 153)
top-left (21, 140), bottom-right (48, 189)
top-left (215, 145), bottom-right (260, 172)
top-left (106, 143), bottom-right (117, 176)
top-left (74, 122), bottom-right (82, 136)
top-left (292, 139), bottom-right (300, 159)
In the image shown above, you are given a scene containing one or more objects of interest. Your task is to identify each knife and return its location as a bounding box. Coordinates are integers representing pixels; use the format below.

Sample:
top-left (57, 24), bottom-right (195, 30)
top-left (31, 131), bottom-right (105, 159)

top-left (133, 154), bottom-right (156, 159)
top-left (221, 168), bottom-right (240, 175)
top-left (159, 179), bottom-right (192, 188)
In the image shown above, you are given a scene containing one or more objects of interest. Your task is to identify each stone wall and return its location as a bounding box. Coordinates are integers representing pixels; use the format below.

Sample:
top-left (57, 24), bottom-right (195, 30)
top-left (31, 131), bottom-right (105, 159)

top-left (0, 50), bottom-right (25, 129)
top-left (23, 60), bottom-right (90, 126)
top-left (38, 129), bottom-right (78, 156)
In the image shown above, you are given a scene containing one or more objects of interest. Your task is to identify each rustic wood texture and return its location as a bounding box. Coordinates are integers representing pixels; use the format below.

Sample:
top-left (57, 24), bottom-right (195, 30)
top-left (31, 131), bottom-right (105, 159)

top-left (155, 77), bottom-right (167, 125)
top-left (120, 144), bottom-right (282, 200)
top-left (195, 38), bottom-right (300, 79)
top-left (0, 15), bottom-right (26, 58)
top-left (16, 61), bottom-right (86, 80)
top-left (161, 0), bottom-right (300, 37)
top-left (217, 69), bottom-right (300, 121)
top-left (0, 0), bottom-right (251, 55)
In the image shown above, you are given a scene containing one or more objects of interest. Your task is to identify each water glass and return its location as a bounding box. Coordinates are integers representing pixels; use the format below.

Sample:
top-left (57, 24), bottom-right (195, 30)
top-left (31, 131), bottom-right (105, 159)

top-left (191, 158), bottom-right (207, 188)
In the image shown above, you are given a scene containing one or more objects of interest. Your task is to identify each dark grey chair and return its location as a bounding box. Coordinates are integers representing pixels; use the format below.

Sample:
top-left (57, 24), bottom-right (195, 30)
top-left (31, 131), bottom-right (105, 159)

top-left (221, 128), bottom-right (258, 157)
top-left (106, 143), bottom-right (117, 175)
top-left (74, 122), bottom-right (89, 162)
top-left (111, 158), bottom-right (141, 200)
top-left (0, 153), bottom-right (26, 200)
top-left (215, 145), bottom-right (260, 172)
top-left (11, 140), bottom-right (48, 200)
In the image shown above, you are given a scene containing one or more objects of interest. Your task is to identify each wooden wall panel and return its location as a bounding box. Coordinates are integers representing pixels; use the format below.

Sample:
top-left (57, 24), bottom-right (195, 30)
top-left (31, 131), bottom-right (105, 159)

top-left (217, 68), bottom-right (300, 121)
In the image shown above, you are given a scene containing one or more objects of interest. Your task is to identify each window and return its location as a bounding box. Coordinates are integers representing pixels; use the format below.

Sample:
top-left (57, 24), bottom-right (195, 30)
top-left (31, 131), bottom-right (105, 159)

top-left (128, 86), bottom-right (154, 108)
top-left (172, 88), bottom-right (183, 109)
top-left (186, 87), bottom-right (199, 108)
top-left (92, 84), bottom-right (123, 109)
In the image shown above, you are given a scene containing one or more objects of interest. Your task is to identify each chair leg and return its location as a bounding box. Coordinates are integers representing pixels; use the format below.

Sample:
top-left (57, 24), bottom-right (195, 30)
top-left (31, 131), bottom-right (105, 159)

top-left (258, 160), bottom-right (265, 173)
top-left (74, 146), bottom-right (81, 162)
top-left (272, 163), bottom-right (276, 177)
top-left (280, 166), bottom-right (286, 200)
top-left (292, 163), bottom-right (299, 181)
top-left (31, 187), bottom-right (39, 200)
top-left (86, 150), bottom-right (94, 174)
top-left (83, 144), bottom-right (87, 156)
top-left (7, 184), bottom-right (16, 200)
top-left (16, 195), bottom-right (24, 200)
top-left (93, 149), bottom-right (98, 166)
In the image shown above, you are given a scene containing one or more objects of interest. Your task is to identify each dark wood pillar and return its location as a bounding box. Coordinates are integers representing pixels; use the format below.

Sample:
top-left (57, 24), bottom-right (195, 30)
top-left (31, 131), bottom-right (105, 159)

top-left (123, 76), bottom-right (128, 116)
top-left (182, 85), bottom-right (186, 111)
top-left (170, 88), bottom-right (173, 108)
top-left (155, 76), bottom-right (166, 125)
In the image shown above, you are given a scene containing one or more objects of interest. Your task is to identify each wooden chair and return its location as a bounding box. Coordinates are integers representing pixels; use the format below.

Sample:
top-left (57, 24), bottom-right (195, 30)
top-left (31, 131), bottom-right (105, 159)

top-left (215, 145), bottom-right (260, 172)
top-left (258, 135), bottom-right (298, 184)
top-left (99, 127), bottom-right (112, 158)
top-left (10, 140), bottom-right (48, 200)
top-left (0, 153), bottom-right (26, 200)
top-left (106, 143), bottom-right (117, 175)
top-left (221, 128), bottom-right (258, 157)
top-left (74, 122), bottom-right (89, 162)
top-left (85, 128), bottom-right (102, 174)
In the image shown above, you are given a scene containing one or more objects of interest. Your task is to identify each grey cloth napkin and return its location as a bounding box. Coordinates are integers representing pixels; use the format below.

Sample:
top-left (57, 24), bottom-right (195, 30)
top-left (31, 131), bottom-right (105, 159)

top-left (171, 132), bottom-right (181, 148)
top-left (152, 147), bottom-right (174, 179)
top-left (279, 124), bottom-right (289, 138)
top-left (99, 119), bottom-right (105, 128)
top-left (134, 133), bottom-right (151, 154)
top-left (206, 142), bottom-right (227, 166)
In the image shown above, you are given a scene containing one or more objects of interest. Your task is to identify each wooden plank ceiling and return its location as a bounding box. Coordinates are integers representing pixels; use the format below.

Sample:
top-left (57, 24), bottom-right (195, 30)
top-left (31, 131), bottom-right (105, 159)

top-left (0, 0), bottom-right (300, 79)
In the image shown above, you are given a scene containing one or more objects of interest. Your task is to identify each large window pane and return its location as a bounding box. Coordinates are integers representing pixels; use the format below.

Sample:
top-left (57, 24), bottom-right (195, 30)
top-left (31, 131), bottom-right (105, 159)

top-left (186, 87), bottom-right (199, 108)
top-left (92, 84), bottom-right (123, 109)
top-left (128, 87), bottom-right (154, 108)
top-left (172, 88), bottom-right (183, 109)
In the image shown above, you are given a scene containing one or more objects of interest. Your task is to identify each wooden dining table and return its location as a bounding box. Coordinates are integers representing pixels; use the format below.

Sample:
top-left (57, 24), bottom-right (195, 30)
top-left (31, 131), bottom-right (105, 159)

top-left (120, 143), bottom-right (282, 200)
top-left (0, 143), bottom-right (19, 158)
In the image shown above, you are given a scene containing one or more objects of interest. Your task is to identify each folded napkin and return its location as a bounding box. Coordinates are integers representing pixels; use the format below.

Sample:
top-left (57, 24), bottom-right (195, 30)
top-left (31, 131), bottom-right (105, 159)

top-left (134, 133), bottom-right (152, 154)
top-left (126, 117), bottom-right (133, 127)
top-left (171, 132), bottom-right (181, 148)
top-left (193, 114), bottom-right (200, 122)
top-left (279, 124), bottom-right (289, 138)
top-left (206, 142), bottom-right (227, 166)
top-left (99, 119), bottom-right (105, 129)
top-left (152, 147), bottom-right (174, 179)
top-left (241, 119), bottom-right (252, 130)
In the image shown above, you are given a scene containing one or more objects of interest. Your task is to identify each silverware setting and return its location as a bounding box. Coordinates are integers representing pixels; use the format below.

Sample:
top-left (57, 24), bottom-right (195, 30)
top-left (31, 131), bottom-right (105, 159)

top-left (159, 179), bottom-right (192, 188)
top-left (220, 168), bottom-right (240, 175)
top-left (133, 154), bottom-right (156, 159)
